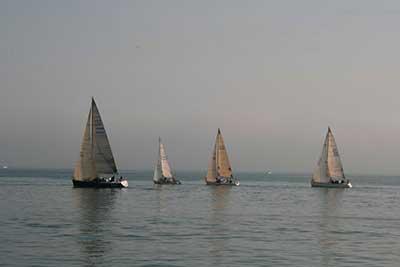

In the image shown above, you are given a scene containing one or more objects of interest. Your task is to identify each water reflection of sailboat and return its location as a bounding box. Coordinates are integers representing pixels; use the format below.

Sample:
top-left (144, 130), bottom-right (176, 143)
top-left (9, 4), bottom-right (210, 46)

top-left (72, 188), bottom-right (118, 266)
top-left (207, 186), bottom-right (232, 263)
top-left (316, 189), bottom-right (344, 266)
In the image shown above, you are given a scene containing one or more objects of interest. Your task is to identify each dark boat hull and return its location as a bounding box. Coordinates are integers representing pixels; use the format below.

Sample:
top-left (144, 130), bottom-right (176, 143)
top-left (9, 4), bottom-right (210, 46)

top-left (72, 179), bottom-right (127, 188)
top-left (204, 178), bottom-right (240, 186)
top-left (154, 180), bottom-right (181, 185)
top-left (311, 180), bottom-right (352, 188)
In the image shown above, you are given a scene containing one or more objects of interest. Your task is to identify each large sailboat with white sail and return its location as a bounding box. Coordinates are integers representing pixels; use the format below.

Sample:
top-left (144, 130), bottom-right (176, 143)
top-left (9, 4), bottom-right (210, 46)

top-left (311, 127), bottom-right (352, 188)
top-left (153, 138), bottom-right (181, 184)
top-left (204, 129), bottom-right (240, 186)
top-left (72, 98), bottom-right (128, 188)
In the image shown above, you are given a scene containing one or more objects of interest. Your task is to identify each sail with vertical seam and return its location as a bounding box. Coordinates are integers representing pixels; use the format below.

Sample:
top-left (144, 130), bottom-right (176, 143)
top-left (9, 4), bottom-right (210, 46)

top-left (73, 108), bottom-right (96, 181)
top-left (312, 130), bottom-right (330, 183)
top-left (326, 128), bottom-right (345, 180)
top-left (206, 129), bottom-right (233, 182)
top-left (312, 127), bottom-right (345, 183)
top-left (159, 141), bottom-right (173, 178)
top-left (206, 140), bottom-right (218, 183)
top-left (73, 98), bottom-right (118, 181)
top-left (153, 138), bottom-right (175, 182)
top-left (153, 156), bottom-right (162, 182)
top-left (91, 100), bottom-right (118, 176)
top-left (216, 129), bottom-right (233, 178)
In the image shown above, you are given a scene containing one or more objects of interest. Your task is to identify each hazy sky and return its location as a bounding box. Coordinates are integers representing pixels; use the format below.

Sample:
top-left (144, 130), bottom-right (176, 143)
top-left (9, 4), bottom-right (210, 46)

top-left (1, 0), bottom-right (400, 174)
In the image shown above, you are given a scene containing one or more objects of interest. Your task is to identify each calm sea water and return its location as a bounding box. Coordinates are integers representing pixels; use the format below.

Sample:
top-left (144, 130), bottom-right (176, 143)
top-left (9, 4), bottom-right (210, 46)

top-left (1, 169), bottom-right (400, 267)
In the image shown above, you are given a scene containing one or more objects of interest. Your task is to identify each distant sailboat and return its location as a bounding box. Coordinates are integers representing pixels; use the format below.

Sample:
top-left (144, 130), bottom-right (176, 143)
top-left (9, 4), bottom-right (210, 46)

top-left (311, 127), bottom-right (352, 188)
top-left (204, 129), bottom-right (240, 186)
top-left (1, 161), bottom-right (8, 169)
top-left (153, 138), bottom-right (181, 185)
top-left (72, 98), bottom-right (128, 188)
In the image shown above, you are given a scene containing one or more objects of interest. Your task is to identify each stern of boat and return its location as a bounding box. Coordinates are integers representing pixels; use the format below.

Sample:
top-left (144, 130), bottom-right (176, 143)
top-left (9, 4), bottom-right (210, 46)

top-left (120, 179), bottom-right (129, 188)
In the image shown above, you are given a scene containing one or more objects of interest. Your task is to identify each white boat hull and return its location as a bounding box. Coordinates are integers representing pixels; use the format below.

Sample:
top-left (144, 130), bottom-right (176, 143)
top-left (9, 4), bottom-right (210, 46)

top-left (120, 180), bottom-right (129, 188)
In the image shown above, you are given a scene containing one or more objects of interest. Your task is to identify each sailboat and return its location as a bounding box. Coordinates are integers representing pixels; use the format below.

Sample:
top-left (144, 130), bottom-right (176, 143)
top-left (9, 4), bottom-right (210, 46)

top-left (204, 129), bottom-right (240, 186)
top-left (153, 138), bottom-right (181, 185)
top-left (72, 98), bottom-right (128, 188)
top-left (311, 127), bottom-right (352, 188)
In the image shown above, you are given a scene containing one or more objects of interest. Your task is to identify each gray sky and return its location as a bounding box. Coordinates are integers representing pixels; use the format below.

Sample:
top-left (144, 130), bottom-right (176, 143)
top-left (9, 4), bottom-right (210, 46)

top-left (1, 0), bottom-right (400, 175)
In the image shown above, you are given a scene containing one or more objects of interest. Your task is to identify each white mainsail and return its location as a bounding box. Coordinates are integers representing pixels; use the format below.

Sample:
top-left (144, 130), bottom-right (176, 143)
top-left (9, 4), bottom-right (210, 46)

top-left (206, 129), bottom-right (233, 183)
top-left (312, 127), bottom-right (345, 183)
top-left (206, 142), bottom-right (217, 183)
top-left (312, 130), bottom-right (330, 183)
top-left (73, 98), bottom-right (118, 181)
top-left (73, 109), bottom-right (96, 181)
top-left (153, 158), bottom-right (162, 182)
